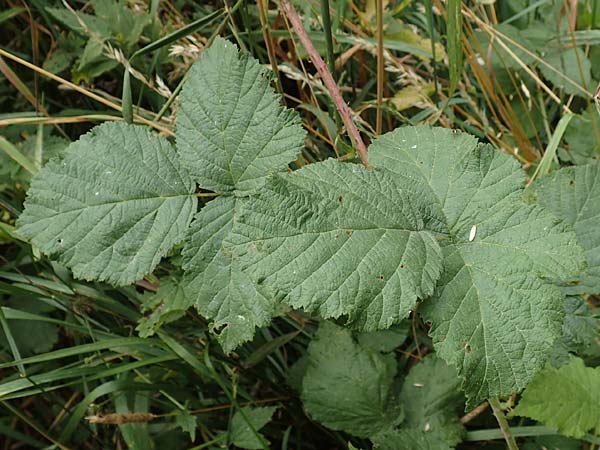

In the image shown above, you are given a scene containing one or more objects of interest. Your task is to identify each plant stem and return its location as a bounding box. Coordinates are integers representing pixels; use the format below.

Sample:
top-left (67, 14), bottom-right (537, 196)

top-left (489, 397), bottom-right (519, 450)
top-left (279, 0), bottom-right (369, 166)
top-left (257, 0), bottom-right (283, 93)
top-left (321, 0), bottom-right (335, 76)
top-left (460, 401), bottom-right (489, 424)
top-left (376, 0), bottom-right (384, 134)
top-left (591, 426), bottom-right (599, 450)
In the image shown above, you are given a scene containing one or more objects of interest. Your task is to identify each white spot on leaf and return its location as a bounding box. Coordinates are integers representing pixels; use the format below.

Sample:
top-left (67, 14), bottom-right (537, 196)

top-left (469, 224), bottom-right (477, 242)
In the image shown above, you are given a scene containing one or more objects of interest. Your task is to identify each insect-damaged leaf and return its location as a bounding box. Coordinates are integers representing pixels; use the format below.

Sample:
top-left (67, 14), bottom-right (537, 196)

top-left (369, 126), bottom-right (586, 405)
top-left (17, 122), bottom-right (196, 285)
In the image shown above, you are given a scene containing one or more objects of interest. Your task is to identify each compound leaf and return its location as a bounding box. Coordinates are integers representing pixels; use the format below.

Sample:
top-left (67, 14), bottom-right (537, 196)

top-left (178, 38), bottom-right (305, 352)
top-left (514, 356), bottom-right (600, 438)
top-left (399, 355), bottom-right (464, 446)
top-left (17, 122), bottom-right (196, 286)
top-left (533, 162), bottom-right (600, 294)
top-left (182, 197), bottom-right (274, 353)
top-left (301, 322), bottom-right (403, 437)
top-left (230, 159), bottom-right (443, 330)
top-left (369, 126), bottom-right (586, 405)
top-left (176, 36), bottom-right (305, 193)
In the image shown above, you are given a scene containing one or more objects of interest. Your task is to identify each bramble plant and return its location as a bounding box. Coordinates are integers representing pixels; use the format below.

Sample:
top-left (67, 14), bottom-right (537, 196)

top-left (16, 37), bottom-right (600, 445)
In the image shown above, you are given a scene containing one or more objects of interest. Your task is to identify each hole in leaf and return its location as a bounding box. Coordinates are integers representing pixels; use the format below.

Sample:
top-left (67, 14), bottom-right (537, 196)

top-left (378, 275), bottom-right (384, 281)
top-left (212, 323), bottom-right (228, 336)
top-left (463, 341), bottom-right (472, 353)
top-left (345, 229), bottom-right (353, 236)
top-left (338, 195), bottom-right (343, 203)
top-left (569, 179), bottom-right (575, 186)
top-left (400, 263), bottom-right (405, 269)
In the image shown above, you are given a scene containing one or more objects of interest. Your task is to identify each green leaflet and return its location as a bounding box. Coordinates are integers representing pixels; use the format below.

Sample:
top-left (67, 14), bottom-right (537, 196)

top-left (178, 38), bottom-right (305, 352)
top-left (398, 355), bottom-right (465, 446)
top-left (301, 322), bottom-right (403, 437)
top-left (369, 126), bottom-right (586, 405)
top-left (550, 296), bottom-right (599, 365)
top-left (17, 122), bottom-right (196, 286)
top-left (230, 159), bottom-right (443, 330)
top-left (181, 197), bottom-right (274, 353)
top-left (136, 276), bottom-right (193, 338)
top-left (176, 37), bottom-right (305, 193)
top-left (514, 356), bottom-right (600, 438)
top-left (533, 162), bottom-right (600, 295)
top-left (228, 406), bottom-right (277, 449)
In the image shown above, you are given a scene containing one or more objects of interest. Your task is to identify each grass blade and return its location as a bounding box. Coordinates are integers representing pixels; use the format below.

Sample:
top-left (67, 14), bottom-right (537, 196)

top-left (0, 136), bottom-right (38, 175)
top-left (122, 68), bottom-right (133, 123)
top-left (446, 0), bottom-right (463, 93)
top-left (528, 113), bottom-right (574, 186)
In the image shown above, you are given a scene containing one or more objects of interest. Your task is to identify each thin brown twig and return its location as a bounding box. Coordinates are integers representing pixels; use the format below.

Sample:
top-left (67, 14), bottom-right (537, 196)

top-left (460, 401), bottom-right (489, 424)
top-left (279, 0), bottom-right (369, 166)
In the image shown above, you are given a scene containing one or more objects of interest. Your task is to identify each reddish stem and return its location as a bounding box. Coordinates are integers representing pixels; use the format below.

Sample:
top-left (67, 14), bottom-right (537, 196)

top-left (279, 0), bottom-right (369, 166)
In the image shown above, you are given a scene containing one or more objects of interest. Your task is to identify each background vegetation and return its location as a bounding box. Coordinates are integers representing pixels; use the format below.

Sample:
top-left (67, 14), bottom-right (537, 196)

top-left (0, 0), bottom-right (599, 449)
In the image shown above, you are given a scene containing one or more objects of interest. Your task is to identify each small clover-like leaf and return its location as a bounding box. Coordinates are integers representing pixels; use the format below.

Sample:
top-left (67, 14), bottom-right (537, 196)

top-left (136, 276), bottom-right (193, 338)
top-left (399, 355), bottom-right (465, 446)
top-left (371, 430), bottom-right (455, 450)
top-left (18, 122), bottom-right (196, 286)
top-left (229, 406), bottom-right (277, 449)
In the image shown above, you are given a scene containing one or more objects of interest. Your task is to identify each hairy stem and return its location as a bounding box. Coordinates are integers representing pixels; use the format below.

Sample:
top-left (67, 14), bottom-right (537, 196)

top-left (279, 0), bottom-right (369, 166)
top-left (489, 397), bottom-right (519, 450)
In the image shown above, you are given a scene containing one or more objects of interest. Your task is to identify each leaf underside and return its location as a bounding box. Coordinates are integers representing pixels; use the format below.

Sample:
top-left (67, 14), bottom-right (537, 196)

top-left (17, 122), bottom-right (196, 286)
